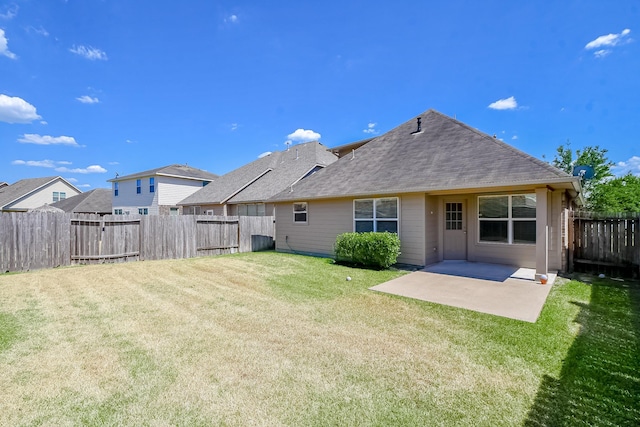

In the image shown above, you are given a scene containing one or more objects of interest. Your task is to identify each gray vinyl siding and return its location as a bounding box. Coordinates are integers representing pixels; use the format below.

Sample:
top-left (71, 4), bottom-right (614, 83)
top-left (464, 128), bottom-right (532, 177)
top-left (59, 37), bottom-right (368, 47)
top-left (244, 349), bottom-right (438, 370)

top-left (276, 199), bottom-right (352, 257)
top-left (397, 194), bottom-right (425, 266)
top-left (275, 195), bottom-right (427, 266)
top-left (425, 195), bottom-right (439, 266)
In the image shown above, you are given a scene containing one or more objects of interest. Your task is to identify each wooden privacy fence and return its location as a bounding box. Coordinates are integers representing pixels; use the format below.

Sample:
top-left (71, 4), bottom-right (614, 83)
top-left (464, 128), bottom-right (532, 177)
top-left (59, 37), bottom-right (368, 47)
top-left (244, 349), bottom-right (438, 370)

top-left (1, 212), bottom-right (275, 273)
top-left (570, 211), bottom-right (640, 277)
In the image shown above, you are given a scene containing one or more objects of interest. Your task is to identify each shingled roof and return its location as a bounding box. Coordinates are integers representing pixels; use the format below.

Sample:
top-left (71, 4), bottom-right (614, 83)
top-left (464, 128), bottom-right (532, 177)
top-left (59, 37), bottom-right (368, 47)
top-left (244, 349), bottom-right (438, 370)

top-left (51, 188), bottom-right (112, 214)
top-left (179, 141), bottom-right (338, 206)
top-left (0, 176), bottom-right (80, 210)
top-left (108, 164), bottom-right (218, 182)
top-left (270, 109), bottom-right (578, 202)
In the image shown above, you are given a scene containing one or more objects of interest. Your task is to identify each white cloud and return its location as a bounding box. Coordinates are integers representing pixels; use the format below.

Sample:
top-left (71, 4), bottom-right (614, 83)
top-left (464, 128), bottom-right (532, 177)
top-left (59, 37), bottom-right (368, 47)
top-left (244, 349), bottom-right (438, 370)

top-left (612, 155), bottom-right (640, 176)
top-left (363, 122), bottom-right (379, 134)
top-left (226, 14), bottom-right (238, 23)
top-left (286, 128), bottom-right (321, 145)
top-left (231, 123), bottom-right (238, 131)
top-left (0, 94), bottom-right (41, 123)
top-left (585, 28), bottom-right (631, 50)
top-left (593, 49), bottom-right (611, 58)
top-left (488, 96), bottom-right (518, 110)
top-left (76, 184), bottom-right (92, 188)
top-left (18, 134), bottom-right (79, 146)
top-left (0, 28), bottom-right (16, 59)
top-left (55, 165), bottom-right (107, 174)
top-left (76, 95), bottom-right (100, 104)
top-left (0, 4), bottom-right (18, 20)
top-left (69, 45), bottom-right (107, 60)
top-left (512, 135), bottom-right (518, 140)
top-left (12, 159), bottom-right (57, 168)
top-left (66, 177), bottom-right (78, 183)
top-left (27, 26), bottom-right (49, 37)
top-left (108, 161), bottom-right (119, 165)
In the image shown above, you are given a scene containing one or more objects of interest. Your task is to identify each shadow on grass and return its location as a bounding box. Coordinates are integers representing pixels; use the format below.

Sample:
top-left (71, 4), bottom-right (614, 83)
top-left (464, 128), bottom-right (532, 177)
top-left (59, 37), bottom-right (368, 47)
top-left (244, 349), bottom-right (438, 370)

top-left (524, 279), bottom-right (640, 426)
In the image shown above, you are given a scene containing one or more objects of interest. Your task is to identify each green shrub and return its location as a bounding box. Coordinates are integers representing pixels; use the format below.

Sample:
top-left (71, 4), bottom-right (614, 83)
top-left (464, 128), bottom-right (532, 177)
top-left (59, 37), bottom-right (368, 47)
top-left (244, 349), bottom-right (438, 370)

top-left (334, 232), bottom-right (401, 269)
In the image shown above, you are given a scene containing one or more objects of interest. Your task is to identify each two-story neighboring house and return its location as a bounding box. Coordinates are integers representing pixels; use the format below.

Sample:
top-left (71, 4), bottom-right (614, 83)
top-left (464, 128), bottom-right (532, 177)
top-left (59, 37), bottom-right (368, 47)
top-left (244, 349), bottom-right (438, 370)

top-left (0, 176), bottom-right (82, 212)
top-left (108, 164), bottom-right (218, 215)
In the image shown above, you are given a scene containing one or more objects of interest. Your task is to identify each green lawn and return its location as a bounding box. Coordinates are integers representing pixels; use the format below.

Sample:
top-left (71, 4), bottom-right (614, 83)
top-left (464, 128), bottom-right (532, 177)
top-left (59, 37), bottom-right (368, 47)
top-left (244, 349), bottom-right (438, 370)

top-left (0, 252), bottom-right (638, 426)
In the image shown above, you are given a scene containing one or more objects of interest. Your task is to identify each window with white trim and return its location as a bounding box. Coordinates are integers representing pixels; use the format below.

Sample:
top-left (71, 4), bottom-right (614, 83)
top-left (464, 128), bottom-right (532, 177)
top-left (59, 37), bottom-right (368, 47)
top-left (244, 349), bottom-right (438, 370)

top-left (149, 177), bottom-right (155, 193)
top-left (138, 207), bottom-right (148, 215)
top-left (114, 209), bottom-right (123, 215)
top-left (136, 179), bottom-right (142, 194)
top-left (114, 182), bottom-right (119, 197)
top-left (52, 192), bottom-right (66, 202)
top-left (478, 194), bottom-right (536, 244)
top-left (354, 197), bottom-right (399, 233)
top-left (293, 202), bottom-right (307, 223)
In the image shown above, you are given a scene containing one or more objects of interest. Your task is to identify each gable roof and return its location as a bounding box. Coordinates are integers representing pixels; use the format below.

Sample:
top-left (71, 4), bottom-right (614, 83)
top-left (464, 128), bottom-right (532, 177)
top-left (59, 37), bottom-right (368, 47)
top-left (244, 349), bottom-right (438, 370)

top-left (270, 109), bottom-right (579, 202)
top-left (0, 176), bottom-right (81, 210)
top-left (179, 141), bottom-right (338, 206)
top-left (51, 188), bottom-right (112, 214)
top-left (0, 182), bottom-right (8, 189)
top-left (108, 164), bottom-right (218, 183)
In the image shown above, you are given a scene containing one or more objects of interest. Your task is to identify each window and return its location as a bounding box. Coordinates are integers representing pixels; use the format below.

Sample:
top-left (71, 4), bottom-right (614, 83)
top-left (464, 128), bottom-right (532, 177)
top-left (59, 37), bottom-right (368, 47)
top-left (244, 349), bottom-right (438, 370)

top-left (478, 194), bottom-right (536, 244)
top-left (52, 192), bottom-right (65, 202)
top-left (149, 177), bottom-right (155, 193)
top-left (238, 203), bottom-right (266, 216)
top-left (169, 207), bottom-right (179, 216)
top-left (136, 179), bottom-right (141, 194)
top-left (138, 207), bottom-right (148, 215)
top-left (293, 202), bottom-right (307, 223)
top-left (354, 197), bottom-right (399, 233)
top-left (445, 203), bottom-right (463, 230)
top-left (114, 209), bottom-right (123, 215)
top-left (114, 182), bottom-right (119, 197)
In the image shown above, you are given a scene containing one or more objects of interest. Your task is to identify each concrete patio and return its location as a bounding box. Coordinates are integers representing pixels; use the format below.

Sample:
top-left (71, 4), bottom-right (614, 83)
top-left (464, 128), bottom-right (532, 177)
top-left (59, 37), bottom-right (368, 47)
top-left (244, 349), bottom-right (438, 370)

top-left (370, 261), bottom-right (557, 322)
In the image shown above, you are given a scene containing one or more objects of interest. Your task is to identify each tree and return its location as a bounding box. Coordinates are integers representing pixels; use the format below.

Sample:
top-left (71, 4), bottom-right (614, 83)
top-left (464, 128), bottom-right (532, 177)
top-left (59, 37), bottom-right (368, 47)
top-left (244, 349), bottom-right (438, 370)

top-left (550, 142), bottom-right (615, 207)
top-left (588, 174), bottom-right (640, 213)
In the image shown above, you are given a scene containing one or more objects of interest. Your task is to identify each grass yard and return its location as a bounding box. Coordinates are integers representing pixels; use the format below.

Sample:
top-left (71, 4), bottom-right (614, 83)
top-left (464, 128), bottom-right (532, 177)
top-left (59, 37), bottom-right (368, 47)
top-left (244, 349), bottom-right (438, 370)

top-left (0, 252), bottom-right (638, 426)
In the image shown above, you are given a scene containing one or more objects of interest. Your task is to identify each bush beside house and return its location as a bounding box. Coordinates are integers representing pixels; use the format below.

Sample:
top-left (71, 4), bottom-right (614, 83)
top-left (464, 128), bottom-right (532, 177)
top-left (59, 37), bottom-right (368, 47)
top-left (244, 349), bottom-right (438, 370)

top-left (334, 232), bottom-right (401, 269)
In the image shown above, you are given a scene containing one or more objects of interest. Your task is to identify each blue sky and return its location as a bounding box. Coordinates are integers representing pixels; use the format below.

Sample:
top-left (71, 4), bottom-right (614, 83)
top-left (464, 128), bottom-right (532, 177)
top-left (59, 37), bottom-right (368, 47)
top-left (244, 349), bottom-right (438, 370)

top-left (1, 0), bottom-right (638, 190)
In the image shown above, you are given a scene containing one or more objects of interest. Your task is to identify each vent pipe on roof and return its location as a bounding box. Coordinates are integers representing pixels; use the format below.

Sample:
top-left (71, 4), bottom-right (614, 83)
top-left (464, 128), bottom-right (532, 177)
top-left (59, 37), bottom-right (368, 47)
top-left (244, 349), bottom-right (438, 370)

top-left (411, 117), bottom-right (422, 134)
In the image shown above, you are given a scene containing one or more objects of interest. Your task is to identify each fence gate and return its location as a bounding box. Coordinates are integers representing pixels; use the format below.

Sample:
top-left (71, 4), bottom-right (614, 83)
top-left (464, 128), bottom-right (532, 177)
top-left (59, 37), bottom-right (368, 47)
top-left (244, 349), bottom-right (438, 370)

top-left (71, 214), bottom-right (141, 264)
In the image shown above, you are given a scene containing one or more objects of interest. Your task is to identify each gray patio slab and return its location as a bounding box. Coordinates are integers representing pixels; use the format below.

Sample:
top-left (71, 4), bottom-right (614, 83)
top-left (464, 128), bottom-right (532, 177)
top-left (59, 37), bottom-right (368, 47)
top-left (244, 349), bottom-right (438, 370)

top-left (370, 261), bottom-right (556, 322)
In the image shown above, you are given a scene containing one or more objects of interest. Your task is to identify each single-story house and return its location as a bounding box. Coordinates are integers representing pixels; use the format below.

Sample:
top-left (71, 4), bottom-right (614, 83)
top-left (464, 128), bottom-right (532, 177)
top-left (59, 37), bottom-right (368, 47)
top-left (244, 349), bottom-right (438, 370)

top-left (108, 164), bottom-right (218, 215)
top-left (269, 109), bottom-right (582, 278)
top-left (0, 176), bottom-right (82, 212)
top-left (51, 188), bottom-right (112, 215)
top-left (178, 141), bottom-right (338, 216)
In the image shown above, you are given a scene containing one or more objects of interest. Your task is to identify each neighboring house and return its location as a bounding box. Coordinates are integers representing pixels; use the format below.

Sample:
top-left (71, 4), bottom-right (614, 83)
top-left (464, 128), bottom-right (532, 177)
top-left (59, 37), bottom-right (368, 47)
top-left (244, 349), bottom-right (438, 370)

top-left (270, 109), bottom-right (582, 278)
top-left (178, 141), bottom-right (338, 216)
top-left (0, 176), bottom-right (82, 213)
top-left (51, 188), bottom-right (112, 215)
top-left (108, 164), bottom-right (218, 215)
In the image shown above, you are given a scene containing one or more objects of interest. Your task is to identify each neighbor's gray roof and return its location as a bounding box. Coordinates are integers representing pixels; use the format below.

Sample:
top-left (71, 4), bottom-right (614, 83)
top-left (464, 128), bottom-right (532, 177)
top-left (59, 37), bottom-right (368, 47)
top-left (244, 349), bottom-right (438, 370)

top-left (270, 109), bottom-right (577, 202)
top-left (108, 164), bottom-right (218, 182)
top-left (179, 141), bottom-right (338, 205)
top-left (0, 176), bottom-right (80, 209)
top-left (51, 188), bottom-right (112, 214)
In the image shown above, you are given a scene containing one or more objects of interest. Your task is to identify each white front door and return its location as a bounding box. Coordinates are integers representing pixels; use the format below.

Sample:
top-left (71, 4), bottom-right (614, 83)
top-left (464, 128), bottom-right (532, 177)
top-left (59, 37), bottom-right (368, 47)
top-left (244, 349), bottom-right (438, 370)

top-left (444, 201), bottom-right (467, 260)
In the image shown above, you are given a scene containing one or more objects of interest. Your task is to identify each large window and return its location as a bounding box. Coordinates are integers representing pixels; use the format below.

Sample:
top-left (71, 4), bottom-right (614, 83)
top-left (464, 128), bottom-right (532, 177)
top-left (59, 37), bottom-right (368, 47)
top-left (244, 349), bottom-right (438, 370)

top-left (238, 203), bottom-right (266, 216)
top-left (478, 194), bottom-right (536, 244)
top-left (354, 197), bottom-right (398, 233)
top-left (293, 202), bottom-right (307, 223)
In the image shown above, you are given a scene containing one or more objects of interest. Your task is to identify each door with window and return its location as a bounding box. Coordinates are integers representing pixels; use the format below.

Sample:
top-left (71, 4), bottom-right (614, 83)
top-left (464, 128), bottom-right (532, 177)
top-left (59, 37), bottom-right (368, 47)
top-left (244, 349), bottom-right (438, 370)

top-left (444, 201), bottom-right (466, 259)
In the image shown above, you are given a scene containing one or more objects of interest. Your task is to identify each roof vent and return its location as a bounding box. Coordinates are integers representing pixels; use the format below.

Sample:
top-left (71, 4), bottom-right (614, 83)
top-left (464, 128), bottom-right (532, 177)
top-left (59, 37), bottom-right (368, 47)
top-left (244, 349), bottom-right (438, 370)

top-left (411, 117), bottom-right (422, 134)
